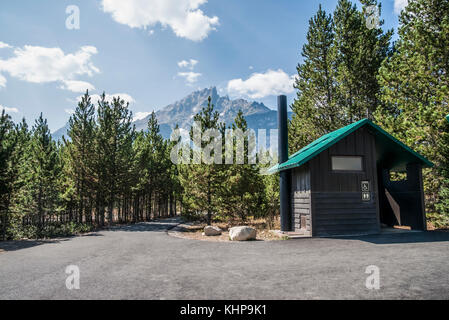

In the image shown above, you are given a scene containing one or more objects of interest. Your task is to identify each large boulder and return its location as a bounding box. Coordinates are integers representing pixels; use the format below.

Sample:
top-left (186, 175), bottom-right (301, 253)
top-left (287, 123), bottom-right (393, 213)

top-left (229, 226), bottom-right (257, 241)
top-left (204, 226), bottom-right (222, 236)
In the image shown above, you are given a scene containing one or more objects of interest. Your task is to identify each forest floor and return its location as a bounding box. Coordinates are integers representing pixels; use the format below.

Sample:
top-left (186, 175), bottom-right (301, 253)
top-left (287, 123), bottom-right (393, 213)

top-left (1, 217), bottom-right (449, 299)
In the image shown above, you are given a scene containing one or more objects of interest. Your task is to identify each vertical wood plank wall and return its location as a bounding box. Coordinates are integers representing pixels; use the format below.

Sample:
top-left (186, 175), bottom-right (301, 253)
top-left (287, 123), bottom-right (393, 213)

top-left (291, 165), bottom-right (311, 235)
top-left (308, 127), bottom-right (381, 236)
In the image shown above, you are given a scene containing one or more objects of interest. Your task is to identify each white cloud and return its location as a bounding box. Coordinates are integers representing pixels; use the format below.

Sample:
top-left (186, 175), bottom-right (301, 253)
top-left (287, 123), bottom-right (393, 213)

top-left (0, 45), bottom-right (99, 91)
top-left (178, 59), bottom-right (198, 70)
top-left (101, 0), bottom-right (219, 41)
top-left (78, 93), bottom-right (135, 106)
top-left (65, 109), bottom-right (75, 115)
top-left (178, 71), bottom-right (202, 84)
top-left (394, 0), bottom-right (408, 14)
top-left (227, 69), bottom-right (295, 99)
top-left (133, 111), bottom-right (152, 122)
top-left (0, 74), bottom-right (6, 88)
top-left (0, 42), bottom-right (12, 49)
top-left (0, 104), bottom-right (19, 113)
top-left (60, 80), bottom-right (96, 93)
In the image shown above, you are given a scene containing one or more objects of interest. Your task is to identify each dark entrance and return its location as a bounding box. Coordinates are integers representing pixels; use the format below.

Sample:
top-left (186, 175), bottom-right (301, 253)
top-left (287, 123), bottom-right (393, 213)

top-left (377, 163), bottom-right (427, 230)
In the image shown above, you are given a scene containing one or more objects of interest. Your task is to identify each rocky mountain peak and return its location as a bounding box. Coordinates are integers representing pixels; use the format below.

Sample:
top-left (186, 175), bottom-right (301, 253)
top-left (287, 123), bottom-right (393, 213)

top-left (53, 87), bottom-right (289, 141)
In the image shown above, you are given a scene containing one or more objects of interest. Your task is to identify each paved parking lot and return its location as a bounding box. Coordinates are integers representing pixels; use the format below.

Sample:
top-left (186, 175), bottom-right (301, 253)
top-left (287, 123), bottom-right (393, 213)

top-left (1, 219), bottom-right (448, 299)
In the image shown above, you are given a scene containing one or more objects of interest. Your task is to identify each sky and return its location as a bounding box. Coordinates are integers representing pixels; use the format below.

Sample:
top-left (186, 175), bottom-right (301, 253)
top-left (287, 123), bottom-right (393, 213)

top-left (0, 0), bottom-right (407, 132)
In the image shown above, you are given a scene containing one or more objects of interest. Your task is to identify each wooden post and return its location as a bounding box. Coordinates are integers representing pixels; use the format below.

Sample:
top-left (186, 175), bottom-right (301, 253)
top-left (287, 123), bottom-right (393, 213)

top-left (406, 163), bottom-right (427, 230)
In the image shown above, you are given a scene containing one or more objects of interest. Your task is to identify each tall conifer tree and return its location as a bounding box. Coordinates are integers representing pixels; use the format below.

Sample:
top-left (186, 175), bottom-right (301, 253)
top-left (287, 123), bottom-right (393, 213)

top-left (289, 5), bottom-right (336, 152)
top-left (65, 91), bottom-right (96, 223)
top-left (95, 94), bottom-right (135, 225)
top-left (375, 0), bottom-right (449, 217)
top-left (289, 0), bottom-right (392, 152)
top-left (180, 97), bottom-right (225, 225)
top-left (19, 114), bottom-right (60, 237)
top-left (221, 110), bottom-right (264, 221)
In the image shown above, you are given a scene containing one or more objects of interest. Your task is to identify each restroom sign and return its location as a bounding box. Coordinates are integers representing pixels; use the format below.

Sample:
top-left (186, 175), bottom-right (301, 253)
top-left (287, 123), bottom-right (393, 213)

top-left (362, 192), bottom-right (371, 201)
top-left (361, 181), bottom-right (370, 201)
top-left (361, 181), bottom-right (370, 192)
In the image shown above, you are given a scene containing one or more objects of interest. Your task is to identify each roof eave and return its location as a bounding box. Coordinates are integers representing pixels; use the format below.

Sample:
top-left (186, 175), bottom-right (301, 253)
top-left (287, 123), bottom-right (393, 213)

top-left (273, 119), bottom-right (434, 173)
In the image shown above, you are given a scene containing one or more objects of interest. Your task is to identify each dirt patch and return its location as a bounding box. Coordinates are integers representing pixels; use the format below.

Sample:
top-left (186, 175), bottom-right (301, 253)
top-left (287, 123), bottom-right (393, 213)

top-left (168, 220), bottom-right (286, 242)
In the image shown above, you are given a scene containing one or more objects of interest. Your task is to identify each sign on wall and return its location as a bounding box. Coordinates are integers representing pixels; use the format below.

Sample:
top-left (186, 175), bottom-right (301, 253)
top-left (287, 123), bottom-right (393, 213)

top-left (361, 181), bottom-right (371, 201)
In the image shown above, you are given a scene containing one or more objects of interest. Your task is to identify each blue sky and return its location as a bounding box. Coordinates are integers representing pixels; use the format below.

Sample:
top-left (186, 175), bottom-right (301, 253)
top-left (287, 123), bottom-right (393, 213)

top-left (0, 0), bottom-right (406, 131)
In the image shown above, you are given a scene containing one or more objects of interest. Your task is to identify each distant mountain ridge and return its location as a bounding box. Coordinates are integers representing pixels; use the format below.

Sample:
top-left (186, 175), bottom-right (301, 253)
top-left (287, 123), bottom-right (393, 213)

top-left (53, 87), bottom-right (291, 141)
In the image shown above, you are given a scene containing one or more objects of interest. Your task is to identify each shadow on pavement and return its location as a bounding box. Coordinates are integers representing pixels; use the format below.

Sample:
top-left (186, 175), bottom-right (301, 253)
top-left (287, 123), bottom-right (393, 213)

top-left (326, 230), bottom-right (449, 245)
top-left (0, 218), bottom-right (182, 252)
top-left (104, 218), bottom-right (182, 233)
top-left (0, 239), bottom-right (70, 252)
top-left (0, 232), bottom-right (104, 253)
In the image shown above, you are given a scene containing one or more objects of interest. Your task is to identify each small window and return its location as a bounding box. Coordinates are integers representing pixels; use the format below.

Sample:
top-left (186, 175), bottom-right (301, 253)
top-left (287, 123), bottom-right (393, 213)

top-left (331, 156), bottom-right (363, 171)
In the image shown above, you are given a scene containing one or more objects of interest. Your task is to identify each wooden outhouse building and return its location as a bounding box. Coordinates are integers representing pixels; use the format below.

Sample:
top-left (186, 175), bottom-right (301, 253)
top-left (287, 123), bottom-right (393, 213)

top-left (270, 96), bottom-right (433, 237)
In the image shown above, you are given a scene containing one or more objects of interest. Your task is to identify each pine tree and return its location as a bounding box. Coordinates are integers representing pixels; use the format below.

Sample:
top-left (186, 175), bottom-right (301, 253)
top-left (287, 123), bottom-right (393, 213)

top-left (7, 119), bottom-right (30, 238)
top-left (0, 97), bottom-right (186, 239)
top-left (18, 114), bottom-right (60, 237)
top-left (133, 112), bottom-right (170, 221)
top-left (221, 110), bottom-right (264, 221)
top-left (289, 1), bottom-right (392, 152)
top-left (436, 118), bottom-right (449, 226)
top-left (333, 0), bottom-right (392, 120)
top-left (95, 93), bottom-right (135, 225)
top-left (289, 4), bottom-right (337, 152)
top-left (180, 96), bottom-right (225, 225)
top-left (65, 90), bottom-right (96, 224)
top-left (0, 111), bottom-right (17, 240)
top-left (375, 0), bottom-right (449, 218)
top-left (146, 112), bottom-right (168, 218)
top-left (261, 171), bottom-right (280, 230)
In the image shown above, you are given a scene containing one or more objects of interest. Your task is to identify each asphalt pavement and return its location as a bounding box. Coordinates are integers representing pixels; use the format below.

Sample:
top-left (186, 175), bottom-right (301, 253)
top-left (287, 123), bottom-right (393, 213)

top-left (1, 218), bottom-right (448, 299)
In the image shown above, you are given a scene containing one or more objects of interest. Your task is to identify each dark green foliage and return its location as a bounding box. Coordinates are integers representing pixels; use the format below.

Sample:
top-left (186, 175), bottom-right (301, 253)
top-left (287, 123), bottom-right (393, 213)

top-left (289, 5), bottom-right (337, 151)
top-left (1, 91), bottom-right (184, 240)
top-left (1, 92), bottom-right (281, 240)
top-left (220, 110), bottom-right (265, 221)
top-left (436, 121), bottom-right (449, 226)
top-left (180, 101), bottom-right (276, 224)
top-left (0, 111), bottom-right (19, 240)
top-left (133, 112), bottom-right (178, 221)
top-left (261, 172), bottom-right (280, 230)
top-left (374, 0), bottom-right (449, 222)
top-left (95, 93), bottom-right (135, 224)
top-left (289, 0), bottom-right (392, 153)
top-left (333, 0), bottom-right (392, 119)
top-left (16, 113), bottom-right (61, 238)
top-left (180, 97), bottom-right (226, 225)
top-left (64, 91), bottom-right (96, 224)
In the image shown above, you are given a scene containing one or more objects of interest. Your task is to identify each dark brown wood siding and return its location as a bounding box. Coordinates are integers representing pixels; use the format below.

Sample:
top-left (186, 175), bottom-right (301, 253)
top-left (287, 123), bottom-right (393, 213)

top-left (291, 165), bottom-right (311, 234)
top-left (309, 127), bottom-right (380, 236)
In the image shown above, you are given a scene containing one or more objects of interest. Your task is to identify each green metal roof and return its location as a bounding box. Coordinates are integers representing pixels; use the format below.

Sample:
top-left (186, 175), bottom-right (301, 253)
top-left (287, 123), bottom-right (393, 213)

top-left (268, 118), bottom-right (433, 174)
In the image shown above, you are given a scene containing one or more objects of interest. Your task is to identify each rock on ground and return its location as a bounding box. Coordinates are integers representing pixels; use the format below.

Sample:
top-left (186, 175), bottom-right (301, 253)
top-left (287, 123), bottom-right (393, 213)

top-left (204, 226), bottom-right (222, 236)
top-left (229, 226), bottom-right (257, 241)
